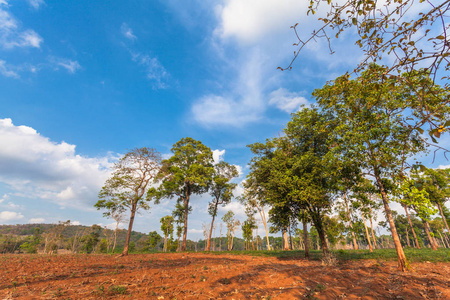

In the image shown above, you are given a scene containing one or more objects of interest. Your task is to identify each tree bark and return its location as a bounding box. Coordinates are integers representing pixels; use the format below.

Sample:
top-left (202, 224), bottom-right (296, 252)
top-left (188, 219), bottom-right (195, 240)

top-left (181, 188), bottom-right (190, 252)
top-left (361, 213), bottom-right (373, 252)
top-left (282, 229), bottom-right (290, 250)
top-left (303, 218), bottom-right (309, 258)
top-left (423, 220), bottom-right (438, 250)
top-left (310, 211), bottom-right (329, 254)
top-left (258, 206), bottom-right (271, 251)
top-left (437, 202), bottom-right (450, 233)
top-left (403, 204), bottom-right (420, 249)
top-left (438, 231), bottom-right (447, 248)
top-left (122, 205), bottom-right (136, 256)
top-left (375, 174), bottom-right (407, 271)
top-left (344, 194), bottom-right (358, 250)
top-left (206, 204), bottom-right (218, 251)
top-left (369, 216), bottom-right (378, 249)
top-left (113, 223), bottom-right (118, 253)
top-left (405, 226), bottom-right (411, 248)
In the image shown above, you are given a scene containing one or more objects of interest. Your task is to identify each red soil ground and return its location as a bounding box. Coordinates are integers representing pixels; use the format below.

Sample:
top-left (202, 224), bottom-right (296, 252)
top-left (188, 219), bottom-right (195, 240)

top-left (0, 253), bottom-right (449, 299)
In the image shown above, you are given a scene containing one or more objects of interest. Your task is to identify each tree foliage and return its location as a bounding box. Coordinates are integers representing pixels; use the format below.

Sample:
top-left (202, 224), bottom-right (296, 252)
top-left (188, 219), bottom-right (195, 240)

top-left (95, 147), bottom-right (161, 256)
top-left (155, 137), bottom-right (214, 251)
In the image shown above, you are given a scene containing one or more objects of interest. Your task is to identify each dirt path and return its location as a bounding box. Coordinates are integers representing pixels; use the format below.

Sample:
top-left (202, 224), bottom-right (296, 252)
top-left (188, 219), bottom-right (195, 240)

top-left (0, 253), bottom-right (448, 299)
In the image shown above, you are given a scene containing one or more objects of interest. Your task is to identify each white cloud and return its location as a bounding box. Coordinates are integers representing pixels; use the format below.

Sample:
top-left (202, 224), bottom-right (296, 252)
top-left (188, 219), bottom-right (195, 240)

top-left (0, 59), bottom-right (19, 78)
top-left (188, 228), bottom-right (204, 234)
top-left (269, 88), bottom-right (309, 113)
top-left (215, 0), bottom-right (308, 45)
top-left (234, 165), bottom-right (243, 177)
top-left (121, 23), bottom-right (137, 41)
top-left (219, 200), bottom-right (246, 219)
top-left (189, 0), bottom-right (367, 128)
top-left (0, 3), bottom-right (43, 49)
top-left (71, 221), bottom-right (81, 225)
top-left (0, 118), bottom-right (114, 211)
top-left (49, 57), bottom-right (82, 74)
top-left (29, 217), bottom-right (45, 223)
top-left (2, 202), bottom-right (23, 209)
top-left (192, 51), bottom-right (265, 127)
top-left (0, 211), bottom-right (24, 222)
top-left (27, 0), bottom-right (45, 10)
top-left (18, 30), bottom-right (42, 47)
top-left (0, 194), bottom-right (8, 203)
top-left (212, 149), bottom-right (225, 164)
top-left (130, 51), bottom-right (171, 89)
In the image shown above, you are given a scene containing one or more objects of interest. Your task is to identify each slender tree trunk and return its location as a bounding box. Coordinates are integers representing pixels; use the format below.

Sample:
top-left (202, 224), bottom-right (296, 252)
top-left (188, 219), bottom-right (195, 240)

top-left (213, 226), bottom-right (216, 251)
top-left (443, 232), bottom-right (450, 248)
top-left (163, 235), bottom-right (167, 252)
top-left (288, 224), bottom-right (293, 250)
top-left (438, 231), bottom-right (447, 248)
top-left (369, 216), bottom-right (378, 249)
top-left (405, 226), bottom-right (411, 247)
top-left (113, 225), bottom-right (118, 253)
top-left (181, 191), bottom-right (190, 252)
top-left (231, 228), bottom-right (236, 250)
top-left (361, 214), bottom-right (373, 252)
top-left (423, 220), bottom-right (438, 250)
top-left (344, 194), bottom-right (358, 250)
top-left (122, 206), bottom-right (136, 256)
top-left (437, 202), bottom-right (450, 233)
top-left (282, 229), bottom-right (289, 250)
top-left (303, 219), bottom-right (309, 258)
top-left (403, 204), bottom-right (420, 249)
top-left (206, 204), bottom-right (218, 251)
top-left (258, 206), bottom-right (271, 251)
top-left (219, 224), bottom-right (222, 251)
top-left (375, 174), bottom-right (407, 271)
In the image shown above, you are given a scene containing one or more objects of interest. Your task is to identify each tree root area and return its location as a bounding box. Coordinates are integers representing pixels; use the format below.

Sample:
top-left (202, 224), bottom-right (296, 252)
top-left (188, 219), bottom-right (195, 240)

top-left (0, 253), bottom-right (448, 299)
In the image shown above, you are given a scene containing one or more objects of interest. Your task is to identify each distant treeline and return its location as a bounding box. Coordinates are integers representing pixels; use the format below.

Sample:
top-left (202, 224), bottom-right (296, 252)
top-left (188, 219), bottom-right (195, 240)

top-left (0, 222), bottom-right (400, 255)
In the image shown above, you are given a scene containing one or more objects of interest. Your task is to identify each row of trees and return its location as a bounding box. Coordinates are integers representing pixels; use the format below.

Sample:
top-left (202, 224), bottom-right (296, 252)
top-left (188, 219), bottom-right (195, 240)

top-left (95, 138), bottom-right (239, 256)
top-left (243, 65), bottom-right (449, 271)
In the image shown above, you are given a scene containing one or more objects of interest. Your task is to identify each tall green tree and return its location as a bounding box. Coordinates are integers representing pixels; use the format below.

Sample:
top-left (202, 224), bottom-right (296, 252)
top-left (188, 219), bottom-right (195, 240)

top-left (222, 210), bottom-right (240, 251)
top-left (284, 0), bottom-right (450, 136)
top-left (247, 107), bottom-right (349, 254)
top-left (95, 147), bottom-right (161, 256)
top-left (420, 168), bottom-right (450, 234)
top-left (156, 138), bottom-right (214, 251)
top-left (148, 231), bottom-right (162, 251)
top-left (160, 216), bottom-right (174, 252)
top-left (241, 176), bottom-right (272, 251)
top-left (206, 161), bottom-right (238, 251)
top-left (400, 174), bottom-right (439, 250)
top-left (313, 65), bottom-right (443, 270)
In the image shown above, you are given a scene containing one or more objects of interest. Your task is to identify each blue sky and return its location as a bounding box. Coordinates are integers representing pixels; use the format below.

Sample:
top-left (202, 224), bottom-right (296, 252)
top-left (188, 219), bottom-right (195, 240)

top-left (0, 0), bottom-right (448, 240)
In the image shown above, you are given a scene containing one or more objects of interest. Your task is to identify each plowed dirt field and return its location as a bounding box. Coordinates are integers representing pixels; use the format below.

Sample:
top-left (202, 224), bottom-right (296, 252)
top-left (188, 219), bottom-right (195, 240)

top-left (0, 253), bottom-right (449, 299)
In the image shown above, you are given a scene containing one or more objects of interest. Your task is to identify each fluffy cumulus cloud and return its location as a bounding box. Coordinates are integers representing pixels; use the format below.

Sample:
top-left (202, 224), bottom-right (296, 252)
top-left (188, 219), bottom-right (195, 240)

top-left (192, 52), bottom-right (265, 127)
top-left (0, 2), bottom-right (43, 49)
top-left (191, 1), bottom-right (313, 127)
top-left (0, 211), bottom-right (24, 222)
top-left (121, 23), bottom-right (137, 41)
top-left (212, 149), bottom-right (225, 164)
top-left (215, 0), bottom-right (308, 45)
top-left (0, 118), bottom-right (114, 210)
top-left (269, 88), bottom-right (309, 113)
top-left (188, 0), bottom-right (366, 128)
